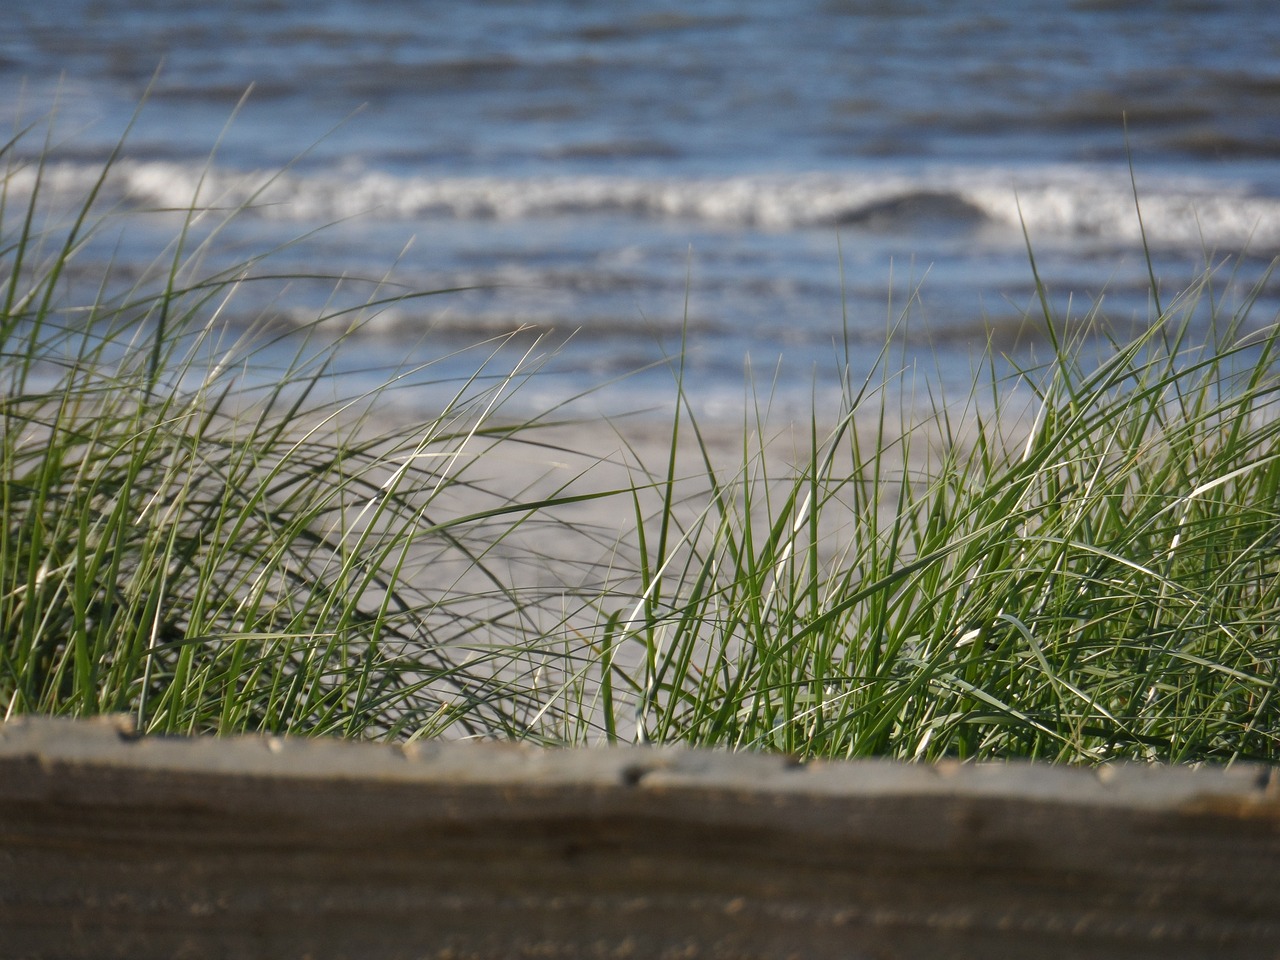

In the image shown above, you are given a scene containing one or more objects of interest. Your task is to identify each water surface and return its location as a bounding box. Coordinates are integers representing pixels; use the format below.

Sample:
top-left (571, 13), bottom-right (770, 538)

top-left (5, 0), bottom-right (1279, 418)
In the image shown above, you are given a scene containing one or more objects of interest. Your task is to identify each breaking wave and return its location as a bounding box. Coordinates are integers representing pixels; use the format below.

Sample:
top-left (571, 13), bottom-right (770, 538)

top-left (12, 157), bottom-right (1280, 252)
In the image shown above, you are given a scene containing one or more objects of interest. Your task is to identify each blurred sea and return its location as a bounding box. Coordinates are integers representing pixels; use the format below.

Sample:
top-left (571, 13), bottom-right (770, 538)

top-left (4, 0), bottom-right (1280, 420)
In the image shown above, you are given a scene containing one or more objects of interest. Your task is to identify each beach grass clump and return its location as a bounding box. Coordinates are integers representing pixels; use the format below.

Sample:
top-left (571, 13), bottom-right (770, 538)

top-left (2, 107), bottom-right (1277, 762)
top-left (588, 264), bottom-right (1280, 763)
top-left (0, 115), bottom-right (607, 740)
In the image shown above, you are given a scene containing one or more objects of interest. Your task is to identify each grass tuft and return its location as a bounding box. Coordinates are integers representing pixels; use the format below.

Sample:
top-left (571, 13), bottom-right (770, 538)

top-left (3, 109), bottom-right (1277, 762)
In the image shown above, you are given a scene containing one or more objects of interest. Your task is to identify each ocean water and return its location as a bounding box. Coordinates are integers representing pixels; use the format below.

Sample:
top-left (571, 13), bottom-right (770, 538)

top-left (4, 0), bottom-right (1280, 420)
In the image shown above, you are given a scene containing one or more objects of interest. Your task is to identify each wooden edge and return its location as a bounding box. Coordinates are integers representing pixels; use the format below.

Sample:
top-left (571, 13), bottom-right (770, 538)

top-left (1, 715), bottom-right (1278, 960)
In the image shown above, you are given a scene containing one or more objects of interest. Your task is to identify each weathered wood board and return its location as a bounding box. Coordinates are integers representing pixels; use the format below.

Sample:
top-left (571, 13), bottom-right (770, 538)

top-left (0, 715), bottom-right (1276, 959)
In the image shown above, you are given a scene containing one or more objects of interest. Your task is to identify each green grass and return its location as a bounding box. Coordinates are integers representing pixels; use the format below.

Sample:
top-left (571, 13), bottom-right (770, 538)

top-left (2, 112), bottom-right (1277, 762)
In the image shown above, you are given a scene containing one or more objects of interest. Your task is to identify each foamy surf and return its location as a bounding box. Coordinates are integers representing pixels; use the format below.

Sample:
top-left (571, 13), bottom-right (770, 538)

top-left (14, 158), bottom-right (1280, 253)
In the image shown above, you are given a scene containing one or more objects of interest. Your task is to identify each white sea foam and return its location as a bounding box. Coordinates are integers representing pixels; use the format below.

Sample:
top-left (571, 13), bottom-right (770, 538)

top-left (13, 158), bottom-right (1280, 253)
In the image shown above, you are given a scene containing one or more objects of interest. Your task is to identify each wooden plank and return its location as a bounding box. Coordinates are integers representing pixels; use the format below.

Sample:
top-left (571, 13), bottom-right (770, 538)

top-left (0, 715), bottom-right (1276, 960)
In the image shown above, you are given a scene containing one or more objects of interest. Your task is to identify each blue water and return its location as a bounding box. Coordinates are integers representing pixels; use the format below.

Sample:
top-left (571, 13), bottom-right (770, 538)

top-left (4, 0), bottom-right (1280, 419)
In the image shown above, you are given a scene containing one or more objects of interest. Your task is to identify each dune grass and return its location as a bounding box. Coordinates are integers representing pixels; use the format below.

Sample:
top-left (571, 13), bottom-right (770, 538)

top-left (603, 279), bottom-right (1280, 763)
top-left (2, 112), bottom-right (1277, 762)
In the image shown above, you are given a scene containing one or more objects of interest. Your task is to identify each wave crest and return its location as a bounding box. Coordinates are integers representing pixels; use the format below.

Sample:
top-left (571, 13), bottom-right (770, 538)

top-left (13, 158), bottom-right (1280, 251)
